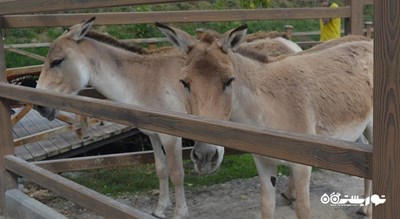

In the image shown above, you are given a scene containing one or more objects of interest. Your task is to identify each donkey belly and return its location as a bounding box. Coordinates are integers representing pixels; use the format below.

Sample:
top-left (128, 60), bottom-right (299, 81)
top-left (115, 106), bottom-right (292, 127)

top-left (327, 116), bottom-right (372, 142)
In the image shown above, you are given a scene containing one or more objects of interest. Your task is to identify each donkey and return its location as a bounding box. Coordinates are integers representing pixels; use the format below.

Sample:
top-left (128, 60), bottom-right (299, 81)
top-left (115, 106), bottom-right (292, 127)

top-left (157, 23), bottom-right (373, 218)
top-left (35, 18), bottom-right (303, 219)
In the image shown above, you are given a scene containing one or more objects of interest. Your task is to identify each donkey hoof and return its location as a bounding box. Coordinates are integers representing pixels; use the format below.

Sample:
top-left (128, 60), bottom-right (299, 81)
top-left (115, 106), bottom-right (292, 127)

top-left (356, 210), bottom-right (368, 216)
top-left (281, 193), bottom-right (295, 205)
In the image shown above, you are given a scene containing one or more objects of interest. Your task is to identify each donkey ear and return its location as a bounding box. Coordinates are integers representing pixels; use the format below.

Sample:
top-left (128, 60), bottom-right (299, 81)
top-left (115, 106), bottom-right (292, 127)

top-left (156, 22), bottom-right (195, 53)
top-left (217, 24), bottom-right (248, 52)
top-left (65, 17), bottom-right (96, 41)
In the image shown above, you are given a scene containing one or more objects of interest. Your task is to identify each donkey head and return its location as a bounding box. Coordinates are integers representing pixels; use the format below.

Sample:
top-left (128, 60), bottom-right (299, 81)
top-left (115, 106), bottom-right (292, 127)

top-left (157, 23), bottom-right (248, 174)
top-left (35, 17), bottom-right (96, 120)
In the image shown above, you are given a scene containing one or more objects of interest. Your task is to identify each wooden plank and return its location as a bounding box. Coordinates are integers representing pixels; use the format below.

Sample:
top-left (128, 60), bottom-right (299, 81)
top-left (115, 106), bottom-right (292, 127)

top-left (14, 146), bottom-right (33, 161)
top-left (4, 155), bottom-right (157, 219)
top-left (0, 17), bottom-right (18, 214)
top-left (0, 0), bottom-right (199, 15)
top-left (47, 129), bottom-right (139, 160)
top-left (28, 110), bottom-right (71, 157)
top-left (373, 0), bottom-right (400, 218)
top-left (5, 48), bottom-right (46, 62)
top-left (20, 112), bottom-right (60, 157)
top-left (34, 147), bottom-right (242, 173)
top-left (14, 123), bottom-right (76, 146)
top-left (56, 132), bottom-right (79, 154)
top-left (15, 114), bottom-right (49, 161)
top-left (37, 149), bottom-right (185, 172)
top-left (5, 65), bottom-right (42, 79)
top-left (12, 117), bottom-right (39, 161)
top-left (2, 7), bottom-right (351, 28)
top-left (19, 143), bottom-right (46, 161)
top-left (350, 0), bottom-right (364, 35)
top-left (0, 84), bottom-right (373, 178)
top-left (11, 104), bottom-right (32, 125)
top-left (5, 42), bottom-right (51, 49)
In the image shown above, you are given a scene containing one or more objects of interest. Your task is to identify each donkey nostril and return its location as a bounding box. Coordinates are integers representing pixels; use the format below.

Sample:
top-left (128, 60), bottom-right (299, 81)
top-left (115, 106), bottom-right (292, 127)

top-left (193, 151), bottom-right (200, 161)
top-left (211, 149), bottom-right (218, 162)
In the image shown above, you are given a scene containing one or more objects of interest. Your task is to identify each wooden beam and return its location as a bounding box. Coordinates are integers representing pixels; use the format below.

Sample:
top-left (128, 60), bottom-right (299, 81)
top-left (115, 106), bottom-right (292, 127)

top-left (373, 0), bottom-right (400, 218)
top-left (35, 148), bottom-right (192, 172)
top-left (344, 0), bottom-right (364, 35)
top-left (0, 17), bottom-right (18, 215)
top-left (34, 147), bottom-right (242, 173)
top-left (2, 7), bottom-right (351, 28)
top-left (5, 48), bottom-right (46, 62)
top-left (350, 0), bottom-right (364, 35)
top-left (5, 65), bottom-right (42, 80)
top-left (13, 124), bottom-right (78, 147)
top-left (11, 104), bottom-right (32, 125)
top-left (0, 0), bottom-right (200, 15)
top-left (4, 155), bottom-right (157, 219)
top-left (0, 83), bottom-right (373, 178)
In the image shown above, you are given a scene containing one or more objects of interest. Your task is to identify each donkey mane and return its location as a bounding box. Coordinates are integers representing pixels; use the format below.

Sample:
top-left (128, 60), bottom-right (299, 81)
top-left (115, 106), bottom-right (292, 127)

top-left (235, 46), bottom-right (270, 63)
top-left (199, 30), bottom-right (221, 44)
top-left (198, 30), bottom-right (271, 63)
top-left (246, 31), bottom-right (288, 42)
top-left (84, 31), bottom-right (150, 55)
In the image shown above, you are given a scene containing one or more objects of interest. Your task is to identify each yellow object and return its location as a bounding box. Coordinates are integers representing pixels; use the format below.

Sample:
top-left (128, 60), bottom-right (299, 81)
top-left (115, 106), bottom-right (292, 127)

top-left (320, 3), bottom-right (341, 42)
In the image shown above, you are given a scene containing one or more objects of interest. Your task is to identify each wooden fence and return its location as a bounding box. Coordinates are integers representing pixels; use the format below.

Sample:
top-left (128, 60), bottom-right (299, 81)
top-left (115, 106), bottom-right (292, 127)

top-left (1, 0), bottom-right (398, 219)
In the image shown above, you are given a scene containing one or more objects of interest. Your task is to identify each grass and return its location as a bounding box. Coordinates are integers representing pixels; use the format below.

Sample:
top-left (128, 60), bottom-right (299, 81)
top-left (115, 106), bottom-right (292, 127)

top-left (64, 154), bottom-right (291, 197)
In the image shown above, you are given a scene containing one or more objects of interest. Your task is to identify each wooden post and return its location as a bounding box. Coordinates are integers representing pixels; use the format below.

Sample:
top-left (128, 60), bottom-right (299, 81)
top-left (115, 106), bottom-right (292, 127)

top-left (344, 0), bottom-right (364, 35)
top-left (373, 0), bottom-right (400, 218)
top-left (364, 21), bottom-right (373, 38)
top-left (0, 17), bottom-right (18, 215)
top-left (284, 25), bottom-right (293, 40)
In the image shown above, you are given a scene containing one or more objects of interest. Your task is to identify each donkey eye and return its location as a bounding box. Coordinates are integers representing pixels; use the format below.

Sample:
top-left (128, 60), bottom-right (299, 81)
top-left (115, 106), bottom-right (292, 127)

top-left (223, 77), bottom-right (235, 90)
top-left (180, 79), bottom-right (191, 91)
top-left (50, 58), bottom-right (64, 68)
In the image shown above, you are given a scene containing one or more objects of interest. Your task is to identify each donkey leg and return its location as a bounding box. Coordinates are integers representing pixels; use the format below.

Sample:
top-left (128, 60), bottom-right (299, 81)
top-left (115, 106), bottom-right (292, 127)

top-left (159, 134), bottom-right (188, 219)
top-left (291, 163), bottom-right (311, 219)
top-left (357, 179), bottom-right (372, 217)
top-left (253, 154), bottom-right (277, 219)
top-left (357, 125), bottom-right (373, 217)
top-left (149, 135), bottom-right (171, 218)
top-left (282, 173), bottom-right (296, 205)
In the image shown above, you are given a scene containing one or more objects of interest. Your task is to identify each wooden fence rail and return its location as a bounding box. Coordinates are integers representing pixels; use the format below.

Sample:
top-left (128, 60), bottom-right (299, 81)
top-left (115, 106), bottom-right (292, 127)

top-left (0, 0), bottom-right (199, 15)
top-left (5, 155), bottom-right (157, 219)
top-left (2, 7), bottom-right (351, 28)
top-left (0, 83), bottom-right (372, 179)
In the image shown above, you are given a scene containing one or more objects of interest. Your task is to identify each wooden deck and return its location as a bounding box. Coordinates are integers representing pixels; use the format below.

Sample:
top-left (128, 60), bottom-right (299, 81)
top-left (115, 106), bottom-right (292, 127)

top-left (12, 108), bottom-right (135, 161)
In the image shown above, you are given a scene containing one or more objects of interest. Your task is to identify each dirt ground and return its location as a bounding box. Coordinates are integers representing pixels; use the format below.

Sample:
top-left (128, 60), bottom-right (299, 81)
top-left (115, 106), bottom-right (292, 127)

top-left (24, 169), bottom-right (369, 219)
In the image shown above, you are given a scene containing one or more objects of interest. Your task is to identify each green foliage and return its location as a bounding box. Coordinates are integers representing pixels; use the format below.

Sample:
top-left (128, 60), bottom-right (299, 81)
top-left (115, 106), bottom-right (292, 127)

top-left (239, 0), bottom-right (271, 9)
top-left (5, 48), bottom-right (47, 68)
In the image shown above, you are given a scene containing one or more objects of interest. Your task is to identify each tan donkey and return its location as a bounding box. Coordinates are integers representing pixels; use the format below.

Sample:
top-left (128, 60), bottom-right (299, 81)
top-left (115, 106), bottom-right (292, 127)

top-left (35, 18), bottom-right (303, 219)
top-left (157, 23), bottom-right (373, 218)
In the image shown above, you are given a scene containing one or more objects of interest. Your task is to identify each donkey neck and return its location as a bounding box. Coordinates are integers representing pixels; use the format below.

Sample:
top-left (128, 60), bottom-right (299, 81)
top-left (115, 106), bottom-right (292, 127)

top-left (228, 52), bottom-right (313, 131)
top-left (228, 52), bottom-right (276, 127)
top-left (79, 38), bottom-right (185, 111)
